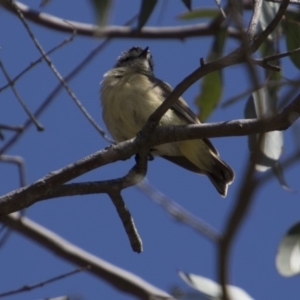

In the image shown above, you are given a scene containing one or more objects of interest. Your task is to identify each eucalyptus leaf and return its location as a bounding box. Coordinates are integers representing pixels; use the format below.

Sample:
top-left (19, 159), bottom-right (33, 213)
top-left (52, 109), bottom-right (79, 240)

top-left (178, 8), bottom-right (219, 20)
top-left (276, 222), bottom-right (300, 276)
top-left (179, 271), bottom-right (254, 300)
top-left (272, 162), bottom-right (296, 192)
top-left (196, 70), bottom-right (222, 121)
top-left (195, 29), bottom-right (227, 121)
top-left (137, 0), bottom-right (158, 29)
top-left (260, 1), bottom-right (281, 40)
top-left (90, 0), bottom-right (111, 26)
top-left (245, 89), bottom-right (283, 172)
top-left (283, 11), bottom-right (300, 69)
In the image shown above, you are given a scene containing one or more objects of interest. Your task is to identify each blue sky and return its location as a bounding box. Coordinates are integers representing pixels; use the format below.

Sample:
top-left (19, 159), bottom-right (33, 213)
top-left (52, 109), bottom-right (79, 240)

top-left (1, 1), bottom-right (300, 299)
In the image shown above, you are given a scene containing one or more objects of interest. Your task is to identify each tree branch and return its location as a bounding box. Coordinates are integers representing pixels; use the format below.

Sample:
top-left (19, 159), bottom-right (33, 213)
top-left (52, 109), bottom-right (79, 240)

top-left (1, 1), bottom-right (242, 40)
top-left (219, 133), bottom-right (265, 300)
top-left (0, 11), bottom-right (136, 155)
top-left (138, 180), bottom-right (221, 242)
top-left (0, 266), bottom-right (89, 298)
top-left (0, 213), bottom-right (173, 300)
top-left (247, 0), bottom-right (263, 41)
top-left (8, 0), bottom-right (105, 137)
top-left (0, 91), bottom-right (299, 215)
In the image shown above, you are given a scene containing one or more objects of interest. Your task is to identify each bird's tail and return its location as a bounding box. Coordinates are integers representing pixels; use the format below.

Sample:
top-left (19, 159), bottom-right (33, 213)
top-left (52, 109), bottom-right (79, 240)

top-left (207, 157), bottom-right (235, 197)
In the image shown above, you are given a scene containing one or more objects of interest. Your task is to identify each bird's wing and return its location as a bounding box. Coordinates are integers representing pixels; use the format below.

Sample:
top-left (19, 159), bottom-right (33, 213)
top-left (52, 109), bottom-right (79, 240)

top-left (148, 75), bottom-right (219, 155)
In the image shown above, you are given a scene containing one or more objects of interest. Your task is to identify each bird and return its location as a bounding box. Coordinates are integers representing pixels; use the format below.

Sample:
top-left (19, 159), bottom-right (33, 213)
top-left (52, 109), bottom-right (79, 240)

top-left (100, 46), bottom-right (234, 197)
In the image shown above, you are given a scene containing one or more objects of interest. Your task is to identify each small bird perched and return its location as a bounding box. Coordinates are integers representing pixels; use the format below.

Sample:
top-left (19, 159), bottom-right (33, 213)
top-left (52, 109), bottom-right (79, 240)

top-left (100, 46), bottom-right (234, 197)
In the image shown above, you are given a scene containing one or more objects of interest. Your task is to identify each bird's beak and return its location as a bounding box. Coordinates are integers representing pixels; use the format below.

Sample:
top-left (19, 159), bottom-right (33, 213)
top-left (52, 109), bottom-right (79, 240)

top-left (139, 47), bottom-right (149, 58)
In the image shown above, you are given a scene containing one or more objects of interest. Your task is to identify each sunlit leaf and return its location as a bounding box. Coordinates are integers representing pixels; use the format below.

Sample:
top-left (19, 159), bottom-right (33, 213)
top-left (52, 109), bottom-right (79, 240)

top-left (260, 1), bottom-right (281, 40)
top-left (179, 271), bottom-right (254, 300)
top-left (276, 222), bottom-right (300, 276)
top-left (137, 0), bottom-right (158, 29)
top-left (178, 8), bottom-right (219, 20)
top-left (90, 0), bottom-right (111, 26)
top-left (272, 162), bottom-right (296, 192)
top-left (195, 28), bottom-right (227, 121)
top-left (244, 89), bottom-right (284, 172)
top-left (283, 10), bottom-right (300, 69)
top-left (181, 0), bottom-right (192, 11)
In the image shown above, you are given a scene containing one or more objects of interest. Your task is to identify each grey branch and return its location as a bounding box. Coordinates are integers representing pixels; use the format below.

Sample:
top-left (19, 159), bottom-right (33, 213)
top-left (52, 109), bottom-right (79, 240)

top-left (0, 213), bottom-right (173, 300)
top-left (0, 91), bottom-right (299, 215)
top-left (0, 266), bottom-right (88, 298)
top-left (138, 180), bottom-right (221, 242)
top-left (8, 0), bottom-right (104, 137)
top-left (2, 1), bottom-right (241, 40)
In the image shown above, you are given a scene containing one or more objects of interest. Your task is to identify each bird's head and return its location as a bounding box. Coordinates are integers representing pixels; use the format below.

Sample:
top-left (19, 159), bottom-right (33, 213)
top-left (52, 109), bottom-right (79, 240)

top-left (114, 46), bottom-right (154, 73)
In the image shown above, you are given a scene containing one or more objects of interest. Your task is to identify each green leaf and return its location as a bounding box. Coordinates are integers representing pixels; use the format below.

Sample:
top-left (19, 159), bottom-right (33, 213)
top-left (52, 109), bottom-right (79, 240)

top-left (276, 221), bottom-right (300, 276)
top-left (195, 29), bottom-right (227, 121)
top-left (283, 11), bottom-right (300, 69)
top-left (90, 0), bottom-right (111, 26)
top-left (179, 271), bottom-right (254, 299)
top-left (260, 1), bottom-right (281, 40)
top-left (137, 0), bottom-right (158, 29)
top-left (196, 70), bottom-right (222, 121)
top-left (181, 0), bottom-right (192, 11)
top-left (178, 8), bottom-right (219, 20)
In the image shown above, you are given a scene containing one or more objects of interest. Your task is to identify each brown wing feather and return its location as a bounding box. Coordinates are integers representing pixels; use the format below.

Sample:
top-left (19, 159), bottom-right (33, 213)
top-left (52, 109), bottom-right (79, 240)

top-left (148, 75), bottom-right (219, 155)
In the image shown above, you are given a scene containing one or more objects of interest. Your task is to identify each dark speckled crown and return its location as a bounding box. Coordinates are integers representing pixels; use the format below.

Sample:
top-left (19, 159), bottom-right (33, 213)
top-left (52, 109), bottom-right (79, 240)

top-left (114, 46), bottom-right (154, 71)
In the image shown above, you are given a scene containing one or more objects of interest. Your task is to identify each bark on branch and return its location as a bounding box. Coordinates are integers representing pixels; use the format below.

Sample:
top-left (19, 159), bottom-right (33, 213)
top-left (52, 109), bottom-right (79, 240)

top-left (1, 213), bottom-right (173, 300)
top-left (0, 91), bottom-right (299, 215)
top-left (2, 1), bottom-right (241, 40)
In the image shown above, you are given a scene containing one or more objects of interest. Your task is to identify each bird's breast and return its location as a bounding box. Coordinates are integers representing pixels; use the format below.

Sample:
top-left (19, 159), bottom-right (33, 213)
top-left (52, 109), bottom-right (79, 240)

top-left (101, 73), bottom-right (162, 142)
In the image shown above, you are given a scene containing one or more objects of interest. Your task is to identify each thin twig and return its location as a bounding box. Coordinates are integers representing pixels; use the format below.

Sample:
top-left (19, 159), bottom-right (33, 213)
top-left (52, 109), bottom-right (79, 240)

top-left (8, 0), bottom-right (105, 138)
top-left (252, 58), bottom-right (281, 71)
top-left (109, 192), bottom-right (143, 253)
top-left (2, 1), bottom-right (242, 40)
top-left (0, 28), bottom-right (76, 93)
top-left (0, 59), bottom-right (44, 131)
top-left (138, 180), bottom-right (221, 242)
top-left (214, 0), bottom-right (226, 19)
top-left (0, 155), bottom-right (27, 187)
top-left (0, 213), bottom-right (173, 300)
top-left (0, 124), bottom-right (23, 132)
top-left (0, 227), bottom-right (12, 248)
top-left (108, 150), bottom-right (149, 253)
top-left (0, 266), bottom-right (89, 298)
top-left (222, 77), bottom-right (300, 108)
top-left (260, 46), bottom-right (300, 63)
top-left (219, 133), bottom-right (264, 300)
top-left (0, 33), bottom-right (110, 155)
top-left (0, 14), bottom-right (139, 155)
